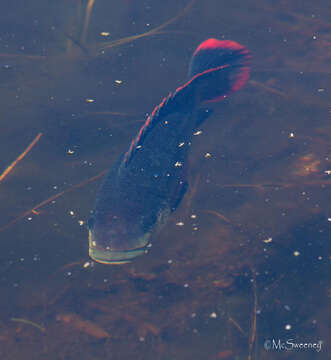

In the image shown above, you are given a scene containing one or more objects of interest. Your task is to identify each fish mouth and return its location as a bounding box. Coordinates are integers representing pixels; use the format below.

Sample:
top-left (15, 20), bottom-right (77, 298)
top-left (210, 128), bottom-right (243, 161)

top-left (88, 230), bottom-right (148, 265)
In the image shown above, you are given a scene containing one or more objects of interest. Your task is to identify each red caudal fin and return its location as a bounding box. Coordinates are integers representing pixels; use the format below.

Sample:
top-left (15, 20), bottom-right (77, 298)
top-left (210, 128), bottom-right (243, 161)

top-left (187, 38), bottom-right (251, 103)
top-left (122, 39), bottom-right (250, 166)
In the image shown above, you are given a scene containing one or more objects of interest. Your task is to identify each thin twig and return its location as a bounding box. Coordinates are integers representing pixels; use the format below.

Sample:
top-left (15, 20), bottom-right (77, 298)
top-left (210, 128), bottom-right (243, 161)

top-left (81, 0), bottom-right (95, 44)
top-left (98, 0), bottom-right (196, 52)
top-left (0, 170), bottom-right (107, 232)
top-left (248, 274), bottom-right (257, 360)
top-left (0, 132), bottom-right (42, 183)
top-left (11, 317), bottom-right (45, 333)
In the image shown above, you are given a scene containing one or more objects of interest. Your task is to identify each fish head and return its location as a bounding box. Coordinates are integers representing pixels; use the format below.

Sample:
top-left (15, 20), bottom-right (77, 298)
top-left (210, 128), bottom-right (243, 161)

top-left (88, 207), bottom-right (153, 265)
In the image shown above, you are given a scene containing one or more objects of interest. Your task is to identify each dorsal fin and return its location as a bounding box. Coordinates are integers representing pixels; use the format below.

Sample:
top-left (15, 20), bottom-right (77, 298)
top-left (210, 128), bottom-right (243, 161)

top-left (122, 91), bottom-right (177, 166)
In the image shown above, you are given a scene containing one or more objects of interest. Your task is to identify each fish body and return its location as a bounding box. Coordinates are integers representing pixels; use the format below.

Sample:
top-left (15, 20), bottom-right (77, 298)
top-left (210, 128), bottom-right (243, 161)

top-left (88, 39), bottom-right (250, 264)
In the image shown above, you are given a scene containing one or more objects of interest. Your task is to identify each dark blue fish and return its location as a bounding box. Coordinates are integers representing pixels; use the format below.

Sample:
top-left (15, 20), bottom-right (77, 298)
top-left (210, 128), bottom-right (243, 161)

top-left (88, 38), bottom-right (251, 264)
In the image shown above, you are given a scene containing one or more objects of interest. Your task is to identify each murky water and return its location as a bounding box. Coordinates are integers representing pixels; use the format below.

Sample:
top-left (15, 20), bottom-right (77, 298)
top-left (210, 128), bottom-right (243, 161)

top-left (0, 1), bottom-right (330, 359)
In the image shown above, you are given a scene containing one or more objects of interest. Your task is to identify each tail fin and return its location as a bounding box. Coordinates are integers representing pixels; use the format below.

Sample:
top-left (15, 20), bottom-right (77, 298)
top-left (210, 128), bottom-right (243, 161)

top-left (184, 38), bottom-right (251, 103)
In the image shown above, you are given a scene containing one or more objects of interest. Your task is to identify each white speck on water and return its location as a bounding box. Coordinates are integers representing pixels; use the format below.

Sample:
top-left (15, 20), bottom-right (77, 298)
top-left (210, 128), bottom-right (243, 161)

top-left (193, 130), bottom-right (202, 136)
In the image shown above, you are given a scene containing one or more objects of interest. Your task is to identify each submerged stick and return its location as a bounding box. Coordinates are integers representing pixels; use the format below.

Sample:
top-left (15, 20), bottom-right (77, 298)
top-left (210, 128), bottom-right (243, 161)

top-left (218, 180), bottom-right (331, 189)
top-left (11, 317), bottom-right (45, 333)
top-left (228, 316), bottom-right (246, 336)
top-left (0, 169), bottom-right (107, 232)
top-left (81, 0), bottom-right (95, 44)
top-left (203, 209), bottom-right (231, 224)
top-left (98, 0), bottom-right (196, 52)
top-left (248, 275), bottom-right (257, 360)
top-left (0, 132), bottom-right (42, 183)
top-left (56, 313), bottom-right (110, 339)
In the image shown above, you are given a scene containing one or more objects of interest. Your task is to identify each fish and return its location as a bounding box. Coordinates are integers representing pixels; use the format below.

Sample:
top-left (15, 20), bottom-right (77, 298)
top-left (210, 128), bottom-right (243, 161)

top-left (88, 38), bottom-right (251, 264)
